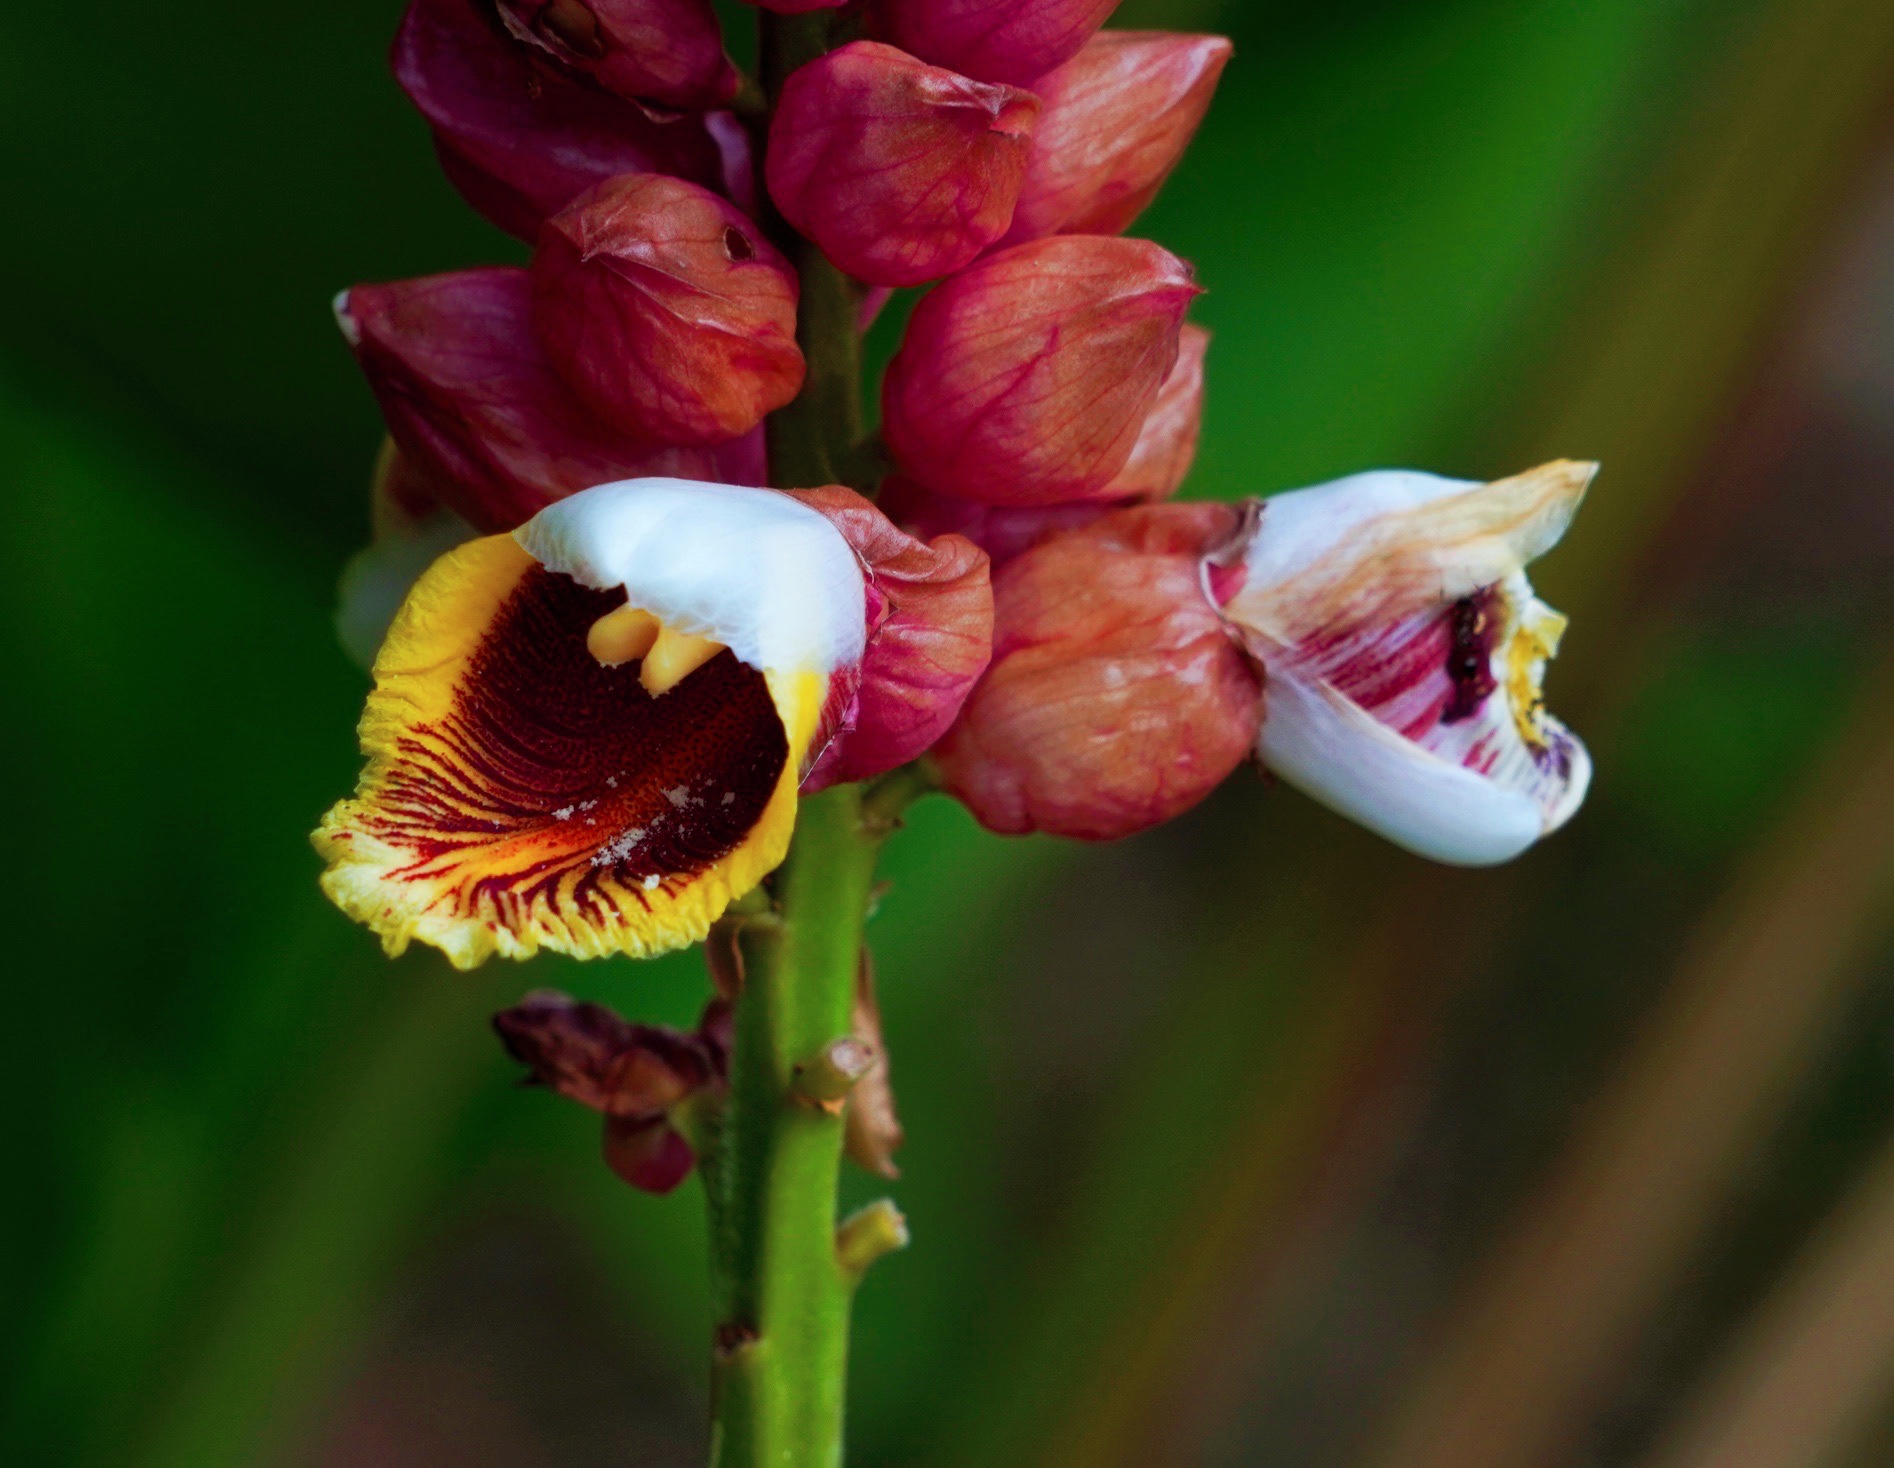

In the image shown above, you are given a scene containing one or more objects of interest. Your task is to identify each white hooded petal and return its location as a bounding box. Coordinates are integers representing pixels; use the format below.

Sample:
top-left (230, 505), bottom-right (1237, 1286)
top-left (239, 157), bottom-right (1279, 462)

top-left (1224, 461), bottom-right (1595, 866)
top-left (515, 478), bottom-right (867, 676)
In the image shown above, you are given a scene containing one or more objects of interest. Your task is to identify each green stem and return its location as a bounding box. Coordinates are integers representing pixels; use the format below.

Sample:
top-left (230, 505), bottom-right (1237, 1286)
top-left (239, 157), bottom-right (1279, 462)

top-left (707, 14), bottom-right (886, 1464)
top-left (710, 787), bottom-right (885, 1468)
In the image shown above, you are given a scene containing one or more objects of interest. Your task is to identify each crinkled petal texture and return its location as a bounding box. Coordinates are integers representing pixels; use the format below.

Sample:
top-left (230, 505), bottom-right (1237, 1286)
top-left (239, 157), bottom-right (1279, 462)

top-left (786, 486), bottom-right (993, 789)
top-left (882, 236), bottom-right (1199, 506)
top-left (495, 0), bottom-right (736, 109)
top-left (767, 42), bottom-right (1040, 288)
top-left (1003, 31), bottom-right (1231, 244)
top-left (531, 175), bottom-right (804, 445)
top-left (871, 0), bottom-right (1121, 87)
top-left (877, 323), bottom-right (1205, 569)
top-left (936, 503), bottom-right (1261, 839)
top-left (392, 0), bottom-right (737, 241)
top-left (316, 479), bottom-right (866, 968)
top-left (1219, 461), bottom-right (1596, 866)
top-left (337, 268), bottom-right (764, 533)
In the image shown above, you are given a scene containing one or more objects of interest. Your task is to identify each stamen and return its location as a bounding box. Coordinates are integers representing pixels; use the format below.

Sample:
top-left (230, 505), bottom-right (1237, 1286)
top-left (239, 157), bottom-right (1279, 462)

top-left (641, 626), bottom-right (728, 696)
top-left (588, 604), bottom-right (661, 667)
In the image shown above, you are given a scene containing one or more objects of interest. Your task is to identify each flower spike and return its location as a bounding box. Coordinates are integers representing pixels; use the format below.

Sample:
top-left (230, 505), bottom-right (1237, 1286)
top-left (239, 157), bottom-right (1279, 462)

top-left (1216, 461), bottom-right (1596, 865)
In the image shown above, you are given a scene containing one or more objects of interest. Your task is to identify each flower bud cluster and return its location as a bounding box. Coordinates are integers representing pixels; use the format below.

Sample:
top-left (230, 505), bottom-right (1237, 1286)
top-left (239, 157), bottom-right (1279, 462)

top-left (325, 0), bottom-right (1594, 1008)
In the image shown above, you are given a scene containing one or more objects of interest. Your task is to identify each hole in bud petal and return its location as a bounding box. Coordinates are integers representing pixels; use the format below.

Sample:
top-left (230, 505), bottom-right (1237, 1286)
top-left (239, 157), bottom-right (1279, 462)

top-left (722, 226), bottom-right (756, 262)
top-left (539, 0), bottom-right (605, 58)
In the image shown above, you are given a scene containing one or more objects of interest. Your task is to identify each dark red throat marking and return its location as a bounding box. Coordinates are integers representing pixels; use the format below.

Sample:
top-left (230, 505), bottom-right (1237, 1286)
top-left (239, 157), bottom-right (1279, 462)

top-left (1442, 587), bottom-right (1501, 725)
top-left (372, 566), bottom-right (787, 913)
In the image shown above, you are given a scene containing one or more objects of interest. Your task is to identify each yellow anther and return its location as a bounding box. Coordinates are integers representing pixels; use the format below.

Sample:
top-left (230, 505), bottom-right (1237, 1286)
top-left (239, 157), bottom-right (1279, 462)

top-left (587, 604), bottom-right (661, 667)
top-left (640, 625), bottom-right (726, 696)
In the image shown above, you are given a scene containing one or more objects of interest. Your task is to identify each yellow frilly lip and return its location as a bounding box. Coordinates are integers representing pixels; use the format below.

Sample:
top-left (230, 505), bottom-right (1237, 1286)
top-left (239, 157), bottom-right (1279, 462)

top-left (314, 533), bottom-right (826, 969)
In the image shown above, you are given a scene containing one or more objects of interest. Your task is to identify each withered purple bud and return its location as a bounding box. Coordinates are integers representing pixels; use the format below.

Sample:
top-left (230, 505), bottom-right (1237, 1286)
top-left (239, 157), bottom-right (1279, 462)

top-left (494, 0), bottom-right (737, 109)
top-left (1004, 31), bottom-right (1232, 243)
top-left (392, 0), bottom-right (738, 242)
top-left (870, 0), bottom-right (1121, 87)
top-left (493, 990), bottom-right (714, 1116)
top-left (881, 235), bottom-right (1199, 506)
top-left (531, 174), bottom-right (806, 445)
top-left (767, 42), bottom-right (1041, 287)
top-left (494, 991), bottom-right (723, 1195)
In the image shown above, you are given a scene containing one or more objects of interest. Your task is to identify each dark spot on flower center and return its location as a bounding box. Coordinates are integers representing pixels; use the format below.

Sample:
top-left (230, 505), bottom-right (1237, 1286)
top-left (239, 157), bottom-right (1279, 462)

top-left (1442, 588), bottom-right (1501, 724)
top-left (723, 226), bottom-right (756, 262)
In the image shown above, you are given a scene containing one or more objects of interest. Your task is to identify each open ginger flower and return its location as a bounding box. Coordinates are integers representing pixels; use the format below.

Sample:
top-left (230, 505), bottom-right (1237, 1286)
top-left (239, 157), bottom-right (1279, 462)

top-left (316, 477), bottom-right (989, 968)
top-left (938, 459), bottom-right (1595, 865)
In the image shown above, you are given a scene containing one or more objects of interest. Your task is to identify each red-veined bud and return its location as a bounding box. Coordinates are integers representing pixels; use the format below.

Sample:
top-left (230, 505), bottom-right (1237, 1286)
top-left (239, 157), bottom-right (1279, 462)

top-left (935, 503), bottom-right (1261, 839)
top-left (1105, 319), bottom-right (1207, 499)
top-left (531, 174), bottom-right (805, 445)
top-left (876, 324), bottom-right (1205, 566)
top-left (493, 990), bottom-right (718, 1192)
top-left (785, 486), bottom-right (992, 789)
top-left (767, 42), bottom-right (1040, 287)
top-left (869, 0), bottom-right (1121, 86)
top-left (1003, 31), bottom-right (1231, 244)
top-left (1214, 462), bottom-right (1595, 866)
top-left (335, 267), bottom-right (764, 534)
top-left (882, 236), bottom-right (1199, 506)
top-left (494, 0), bottom-right (736, 109)
top-left (391, 0), bottom-right (742, 242)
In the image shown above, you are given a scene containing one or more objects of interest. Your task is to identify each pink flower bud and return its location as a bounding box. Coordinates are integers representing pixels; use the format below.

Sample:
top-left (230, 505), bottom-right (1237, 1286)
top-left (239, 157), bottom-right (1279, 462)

top-left (869, 0), bottom-right (1121, 87)
top-left (531, 174), bottom-right (805, 445)
top-left (785, 486), bottom-right (993, 789)
top-left (877, 328), bottom-right (1203, 562)
top-left (882, 236), bottom-right (1198, 505)
top-left (392, 0), bottom-right (740, 242)
top-left (767, 42), bottom-right (1040, 287)
top-left (494, 0), bottom-right (736, 109)
top-left (936, 503), bottom-right (1261, 839)
top-left (1103, 319), bottom-right (1207, 500)
top-left (337, 267), bottom-right (764, 532)
top-left (1004, 31), bottom-right (1231, 243)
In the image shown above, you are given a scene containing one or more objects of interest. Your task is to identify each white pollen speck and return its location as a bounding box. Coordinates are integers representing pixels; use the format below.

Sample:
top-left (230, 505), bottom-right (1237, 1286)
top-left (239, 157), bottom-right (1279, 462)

top-left (578, 799), bottom-right (598, 812)
top-left (552, 805), bottom-right (574, 820)
top-left (642, 873), bottom-right (661, 892)
top-left (721, 791), bottom-right (736, 806)
top-left (606, 775), bottom-right (619, 788)
top-left (664, 784), bottom-right (691, 809)
top-left (591, 826), bottom-right (646, 867)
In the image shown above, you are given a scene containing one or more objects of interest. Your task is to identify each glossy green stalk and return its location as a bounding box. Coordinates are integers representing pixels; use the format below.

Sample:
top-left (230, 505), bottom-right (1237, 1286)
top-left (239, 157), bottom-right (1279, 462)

top-left (709, 786), bottom-right (885, 1467)
top-left (707, 14), bottom-right (889, 1463)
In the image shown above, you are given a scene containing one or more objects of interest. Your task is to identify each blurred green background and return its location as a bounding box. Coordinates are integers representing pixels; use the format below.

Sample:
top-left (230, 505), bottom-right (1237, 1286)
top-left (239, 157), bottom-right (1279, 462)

top-left (7, 1), bottom-right (1894, 1465)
